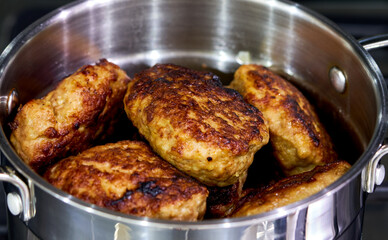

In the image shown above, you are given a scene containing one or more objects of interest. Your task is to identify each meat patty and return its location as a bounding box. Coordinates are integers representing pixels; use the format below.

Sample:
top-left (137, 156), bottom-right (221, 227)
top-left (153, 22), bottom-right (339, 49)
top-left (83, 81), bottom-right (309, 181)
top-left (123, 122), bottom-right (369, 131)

top-left (229, 64), bottom-right (337, 175)
top-left (44, 140), bottom-right (208, 221)
top-left (231, 161), bottom-right (350, 217)
top-left (124, 64), bottom-right (269, 187)
top-left (9, 59), bottom-right (130, 173)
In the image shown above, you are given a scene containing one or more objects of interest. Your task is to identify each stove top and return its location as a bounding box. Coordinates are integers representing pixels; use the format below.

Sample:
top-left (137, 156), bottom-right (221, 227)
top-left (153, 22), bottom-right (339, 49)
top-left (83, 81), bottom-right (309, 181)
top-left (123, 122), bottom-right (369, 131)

top-left (1, 1), bottom-right (388, 239)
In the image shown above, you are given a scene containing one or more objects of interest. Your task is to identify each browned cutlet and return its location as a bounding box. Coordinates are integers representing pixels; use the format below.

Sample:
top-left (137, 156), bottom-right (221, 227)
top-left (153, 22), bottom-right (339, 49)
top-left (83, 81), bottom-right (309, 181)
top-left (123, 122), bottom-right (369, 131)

top-left (124, 64), bottom-right (269, 187)
top-left (44, 140), bottom-right (209, 221)
top-left (9, 59), bottom-right (130, 173)
top-left (231, 161), bottom-right (350, 217)
top-left (229, 64), bottom-right (337, 175)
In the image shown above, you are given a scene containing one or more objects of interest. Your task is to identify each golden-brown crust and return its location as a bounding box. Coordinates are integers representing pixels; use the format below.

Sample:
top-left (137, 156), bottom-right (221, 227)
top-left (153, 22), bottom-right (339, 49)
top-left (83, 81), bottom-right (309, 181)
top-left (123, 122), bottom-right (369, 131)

top-left (44, 140), bottom-right (209, 221)
top-left (10, 59), bottom-right (130, 173)
top-left (229, 64), bottom-right (337, 175)
top-left (231, 161), bottom-right (351, 217)
top-left (124, 64), bottom-right (269, 186)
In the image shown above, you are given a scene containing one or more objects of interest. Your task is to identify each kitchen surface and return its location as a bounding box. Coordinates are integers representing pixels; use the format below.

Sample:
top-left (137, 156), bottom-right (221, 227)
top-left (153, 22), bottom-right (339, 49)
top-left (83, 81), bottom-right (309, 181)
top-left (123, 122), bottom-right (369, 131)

top-left (1, 0), bottom-right (388, 239)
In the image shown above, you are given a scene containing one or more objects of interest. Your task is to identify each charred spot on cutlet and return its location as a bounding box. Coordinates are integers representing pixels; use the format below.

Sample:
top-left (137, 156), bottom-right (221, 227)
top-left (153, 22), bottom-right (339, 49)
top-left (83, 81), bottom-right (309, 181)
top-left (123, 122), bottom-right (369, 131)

top-left (73, 122), bottom-right (80, 130)
top-left (109, 191), bottom-right (133, 206)
top-left (138, 180), bottom-right (164, 197)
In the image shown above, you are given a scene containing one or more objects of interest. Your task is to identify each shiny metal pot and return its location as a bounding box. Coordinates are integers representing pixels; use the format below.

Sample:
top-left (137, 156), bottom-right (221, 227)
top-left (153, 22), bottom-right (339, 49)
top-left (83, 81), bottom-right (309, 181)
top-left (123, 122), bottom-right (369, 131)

top-left (1, 0), bottom-right (388, 239)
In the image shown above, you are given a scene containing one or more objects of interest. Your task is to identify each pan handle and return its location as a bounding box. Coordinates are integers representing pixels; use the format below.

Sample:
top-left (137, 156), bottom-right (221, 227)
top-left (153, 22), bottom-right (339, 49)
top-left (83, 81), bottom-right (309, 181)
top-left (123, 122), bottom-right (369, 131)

top-left (359, 34), bottom-right (388, 50)
top-left (358, 34), bottom-right (388, 193)
top-left (0, 166), bottom-right (35, 221)
top-left (362, 145), bottom-right (388, 193)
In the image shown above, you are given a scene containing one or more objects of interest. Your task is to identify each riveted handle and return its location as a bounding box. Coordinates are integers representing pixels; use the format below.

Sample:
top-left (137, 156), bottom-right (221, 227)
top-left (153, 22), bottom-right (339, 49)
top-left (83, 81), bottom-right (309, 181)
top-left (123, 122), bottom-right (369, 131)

top-left (0, 166), bottom-right (35, 221)
top-left (358, 35), bottom-right (388, 193)
top-left (362, 145), bottom-right (388, 193)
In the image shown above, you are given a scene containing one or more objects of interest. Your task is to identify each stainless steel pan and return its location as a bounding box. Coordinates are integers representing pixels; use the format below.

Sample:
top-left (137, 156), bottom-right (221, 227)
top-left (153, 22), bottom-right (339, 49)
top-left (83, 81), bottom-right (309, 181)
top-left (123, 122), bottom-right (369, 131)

top-left (1, 0), bottom-right (388, 239)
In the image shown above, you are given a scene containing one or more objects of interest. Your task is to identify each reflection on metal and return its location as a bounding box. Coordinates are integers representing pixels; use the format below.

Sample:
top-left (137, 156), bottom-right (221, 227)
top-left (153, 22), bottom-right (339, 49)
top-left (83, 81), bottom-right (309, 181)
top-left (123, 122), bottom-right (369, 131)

top-left (286, 211), bottom-right (299, 240)
top-left (114, 223), bottom-right (132, 240)
top-left (241, 224), bottom-right (258, 240)
top-left (6, 192), bottom-right (22, 216)
top-left (0, 88), bottom-right (19, 118)
top-left (7, 89), bottom-right (19, 116)
top-left (375, 164), bottom-right (385, 185)
top-left (359, 34), bottom-right (388, 51)
top-left (362, 144), bottom-right (388, 193)
top-left (306, 196), bottom-right (335, 239)
top-left (256, 221), bottom-right (274, 240)
top-left (0, 166), bottom-right (34, 221)
top-left (329, 67), bottom-right (347, 93)
top-left (27, 179), bottom-right (36, 218)
top-left (236, 51), bottom-right (252, 65)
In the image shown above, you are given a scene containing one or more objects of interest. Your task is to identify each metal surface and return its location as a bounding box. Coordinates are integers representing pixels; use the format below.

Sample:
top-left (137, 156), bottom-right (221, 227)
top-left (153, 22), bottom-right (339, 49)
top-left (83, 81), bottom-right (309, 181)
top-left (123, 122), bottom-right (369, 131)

top-left (4, 177), bottom-right (366, 240)
top-left (359, 35), bottom-right (388, 194)
top-left (0, 0), bottom-right (387, 239)
top-left (359, 34), bottom-right (388, 51)
top-left (0, 166), bottom-right (34, 221)
top-left (0, 89), bottom-right (19, 117)
top-left (7, 192), bottom-right (23, 216)
top-left (329, 67), bottom-right (347, 93)
top-left (362, 145), bottom-right (388, 193)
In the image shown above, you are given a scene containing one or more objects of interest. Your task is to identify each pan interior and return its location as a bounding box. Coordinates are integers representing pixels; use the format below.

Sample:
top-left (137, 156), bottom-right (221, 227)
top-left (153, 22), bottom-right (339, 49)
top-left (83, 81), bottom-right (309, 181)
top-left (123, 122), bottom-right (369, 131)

top-left (0, 0), bottom-right (384, 226)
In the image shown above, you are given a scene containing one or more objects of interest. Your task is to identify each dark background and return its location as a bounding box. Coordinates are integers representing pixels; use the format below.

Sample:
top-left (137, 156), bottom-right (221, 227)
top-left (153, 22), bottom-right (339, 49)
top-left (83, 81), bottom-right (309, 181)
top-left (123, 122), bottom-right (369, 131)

top-left (0, 0), bottom-right (388, 239)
